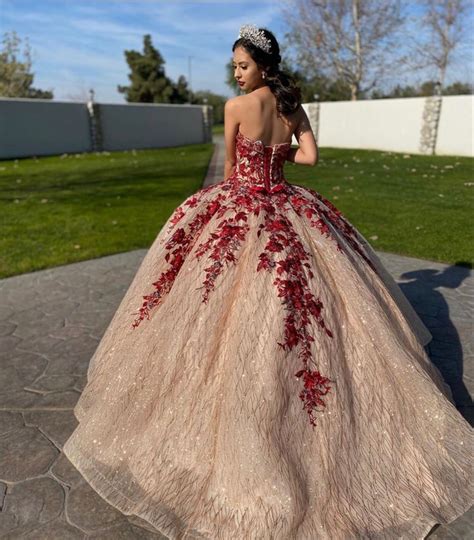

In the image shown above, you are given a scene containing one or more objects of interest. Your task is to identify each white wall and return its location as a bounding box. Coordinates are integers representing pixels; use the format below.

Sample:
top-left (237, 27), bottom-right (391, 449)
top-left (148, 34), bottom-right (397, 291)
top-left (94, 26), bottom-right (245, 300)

top-left (299, 94), bottom-right (472, 157)
top-left (317, 97), bottom-right (426, 154)
top-left (436, 95), bottom-right (474, 156)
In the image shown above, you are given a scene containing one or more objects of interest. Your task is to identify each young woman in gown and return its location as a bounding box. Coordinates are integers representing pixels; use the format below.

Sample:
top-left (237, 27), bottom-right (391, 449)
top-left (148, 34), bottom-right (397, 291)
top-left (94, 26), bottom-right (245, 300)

top-left (63, 25), bottom-right (473, 539)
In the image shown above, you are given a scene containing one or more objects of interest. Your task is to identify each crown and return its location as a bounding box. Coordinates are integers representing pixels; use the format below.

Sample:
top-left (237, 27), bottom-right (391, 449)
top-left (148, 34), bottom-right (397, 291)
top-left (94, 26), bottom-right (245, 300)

top-left (238, 24), bottom-right (272, 54)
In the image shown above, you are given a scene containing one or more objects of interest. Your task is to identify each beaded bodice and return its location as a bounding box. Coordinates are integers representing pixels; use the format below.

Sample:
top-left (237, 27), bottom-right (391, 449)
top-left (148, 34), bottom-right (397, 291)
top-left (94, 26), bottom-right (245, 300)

top-left (229, 129), bottom-right (291, 190)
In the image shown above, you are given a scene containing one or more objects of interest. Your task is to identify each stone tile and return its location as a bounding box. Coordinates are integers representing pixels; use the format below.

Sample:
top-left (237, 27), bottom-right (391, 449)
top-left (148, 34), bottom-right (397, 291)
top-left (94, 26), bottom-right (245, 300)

top-left (18, 518), bottom-right (85, 539)
top-left (0, 352), bottom-right (48, 392)
top-left (0, 389), bottom-right (80, 410)
top-left (0, 411), bottom-right (24, 435)
top-left (0, 390), bottom-right (38, 409)
top-left (25, 374), bottom-right (79, 393)
top-left (0, 305), bottom-right (14, 321)
top-left (0, 426), bottom-right (59, 481)
top-left (51, 452), bottom-right (86, 487)
top-left (44, 356), bottom-right (93, 377)
top-left (88, 522), bottom-right (165, 539)
top-left (49, 325), bottom-right (97, 340)
top-left (44, 335), bottom-right (100, 362)
top-left (16, 334), bottom-right (65, 354)
top-left (0, 334), bottom-right (21, 351)
top-left (0, 477), bottom-right (64, 536)
top-left (0, 321), bottom-right (16, 336)
top-left (66, 480), bottom-right (126, 532)
top-left (23, 410), bottom-right (78, 447)
top-left (428, 505), bottom-right (474, 538)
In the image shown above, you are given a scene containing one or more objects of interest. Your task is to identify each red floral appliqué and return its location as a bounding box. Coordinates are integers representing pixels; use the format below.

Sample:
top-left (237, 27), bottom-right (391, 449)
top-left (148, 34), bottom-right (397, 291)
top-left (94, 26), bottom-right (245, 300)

top-left (131, 191), bottom-right (226, 327)
top-left (131, 131), bottom-right (380, 428)
top-left (194, 212), bottom-right (250, 303)
top-left (256, 204), bottom-right (334, 427)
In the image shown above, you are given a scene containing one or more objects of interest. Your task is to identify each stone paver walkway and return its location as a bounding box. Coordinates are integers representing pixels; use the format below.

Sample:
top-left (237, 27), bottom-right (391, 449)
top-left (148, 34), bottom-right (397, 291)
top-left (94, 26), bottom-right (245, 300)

top-left (0, 135), bottom-right (472, 538)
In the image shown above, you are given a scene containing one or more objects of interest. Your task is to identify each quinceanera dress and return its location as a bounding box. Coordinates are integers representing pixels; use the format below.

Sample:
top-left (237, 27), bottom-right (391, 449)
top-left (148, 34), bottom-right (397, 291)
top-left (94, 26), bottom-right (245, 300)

top-left (63, 128), bottom-right (473, 539)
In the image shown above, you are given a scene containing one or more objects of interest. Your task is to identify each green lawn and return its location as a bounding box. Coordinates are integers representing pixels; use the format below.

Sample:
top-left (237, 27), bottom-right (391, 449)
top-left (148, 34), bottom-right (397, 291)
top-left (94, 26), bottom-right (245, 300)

top-left (0, 143), bottom-right (472, 278)
top-left (287, 148), bottom-right (473, 268)
top-left (0, 144), bottom-right (213, 278)
top-left (212, 123), bottom-right (224, 135)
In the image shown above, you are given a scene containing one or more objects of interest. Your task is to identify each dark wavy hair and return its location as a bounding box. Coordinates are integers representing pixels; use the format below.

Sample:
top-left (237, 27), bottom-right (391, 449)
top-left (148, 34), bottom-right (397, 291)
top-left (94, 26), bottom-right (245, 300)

top-left (232, 27), bottom-right (301, 117)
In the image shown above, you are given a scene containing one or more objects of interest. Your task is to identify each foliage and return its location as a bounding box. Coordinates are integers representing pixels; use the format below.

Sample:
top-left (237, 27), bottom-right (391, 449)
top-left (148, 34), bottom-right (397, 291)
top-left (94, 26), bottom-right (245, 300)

top-left (0, 30), bottom-right (53, 98)
top-left (117, 34), bottom-right (190, 103)
top-left (189, 90), bottom-right (227, 124)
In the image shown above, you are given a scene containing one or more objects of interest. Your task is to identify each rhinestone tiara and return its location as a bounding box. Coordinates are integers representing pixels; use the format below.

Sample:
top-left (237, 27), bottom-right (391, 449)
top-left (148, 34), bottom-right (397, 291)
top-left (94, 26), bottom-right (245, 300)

top-left (238, 24), bottom-right (271, 54)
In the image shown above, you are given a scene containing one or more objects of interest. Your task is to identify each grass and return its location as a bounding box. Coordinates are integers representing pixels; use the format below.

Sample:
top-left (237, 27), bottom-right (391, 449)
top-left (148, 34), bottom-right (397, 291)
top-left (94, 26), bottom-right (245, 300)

top-left (0, 144), bottom-right (213, 278)
top-left (0, 143), bottom-right (472, 278)
top-left (286, 148), bottom-right (473, 267)
top-left (212, 123), bottom-right (224, 135)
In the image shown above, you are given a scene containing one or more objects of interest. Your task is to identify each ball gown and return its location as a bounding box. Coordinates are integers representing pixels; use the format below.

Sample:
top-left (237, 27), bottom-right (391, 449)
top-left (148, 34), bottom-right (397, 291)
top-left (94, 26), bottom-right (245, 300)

top-left (63, 128), bottom-right (473, 539)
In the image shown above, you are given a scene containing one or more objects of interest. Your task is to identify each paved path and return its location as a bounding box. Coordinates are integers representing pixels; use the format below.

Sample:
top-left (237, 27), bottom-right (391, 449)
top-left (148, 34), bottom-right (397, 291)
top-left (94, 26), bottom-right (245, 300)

top-left (0, 136), bottom-right (472, 538)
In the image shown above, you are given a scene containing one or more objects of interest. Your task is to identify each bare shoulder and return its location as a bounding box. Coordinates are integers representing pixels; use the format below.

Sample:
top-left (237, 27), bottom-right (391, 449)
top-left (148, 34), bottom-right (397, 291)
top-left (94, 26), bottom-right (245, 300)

top-left (225, 95), bottom-right (246, 113)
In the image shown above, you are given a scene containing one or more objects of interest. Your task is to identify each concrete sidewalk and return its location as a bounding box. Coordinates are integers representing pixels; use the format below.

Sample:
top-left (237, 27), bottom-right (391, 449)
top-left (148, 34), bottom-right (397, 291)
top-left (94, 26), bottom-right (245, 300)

top-left (0, 135), bottom-right (472, 538)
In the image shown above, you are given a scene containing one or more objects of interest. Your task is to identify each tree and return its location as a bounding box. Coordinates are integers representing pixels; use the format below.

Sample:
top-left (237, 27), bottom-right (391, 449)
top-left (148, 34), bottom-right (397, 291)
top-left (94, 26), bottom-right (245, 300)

top-left (287, 66), bottom-right (353, 102)
top-left (371, 83), bottom-right (419, 98)
top-left (169, 74), bottom-right (192, 103)
top-left (281, 0), bottom-right (408, 100)
top-left (442, 81), bottom-right (473, 95)
top-left (189, 90), bottom-right (227, 124)
top-left (0, 30), bottom-right (53, 98)
top-left (118, 34), bottom-right (190, 103)
top-left (406, 0), bottom-right (470, 89)
top-left (369, 78), bottom-right (472, 99)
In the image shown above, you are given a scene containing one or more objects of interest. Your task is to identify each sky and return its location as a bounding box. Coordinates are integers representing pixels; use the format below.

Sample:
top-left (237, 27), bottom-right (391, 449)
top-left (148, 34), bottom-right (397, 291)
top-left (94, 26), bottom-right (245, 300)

top-left (1, 0), bottom-right (472, 104)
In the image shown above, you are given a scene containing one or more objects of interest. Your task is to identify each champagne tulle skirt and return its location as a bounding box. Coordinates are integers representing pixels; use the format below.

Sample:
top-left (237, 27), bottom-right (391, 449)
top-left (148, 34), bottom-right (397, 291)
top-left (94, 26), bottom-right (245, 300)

top-left (63, 180), bottom-right (473, 539)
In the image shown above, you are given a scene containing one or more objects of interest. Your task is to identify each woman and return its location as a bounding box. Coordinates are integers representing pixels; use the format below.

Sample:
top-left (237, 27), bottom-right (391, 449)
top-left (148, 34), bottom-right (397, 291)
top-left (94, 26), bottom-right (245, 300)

top-left (63, 25), bottom-right (473, 539)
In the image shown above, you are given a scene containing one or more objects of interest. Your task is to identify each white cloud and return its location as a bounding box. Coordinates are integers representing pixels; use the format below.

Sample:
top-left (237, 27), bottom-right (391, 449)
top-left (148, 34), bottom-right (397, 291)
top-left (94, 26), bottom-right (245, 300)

top-left (1, 0), bottom-right (293, 101)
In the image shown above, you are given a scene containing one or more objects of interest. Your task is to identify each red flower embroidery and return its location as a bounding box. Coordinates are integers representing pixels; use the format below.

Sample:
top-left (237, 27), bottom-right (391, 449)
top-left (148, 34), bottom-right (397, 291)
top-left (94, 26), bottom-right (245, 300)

top-left (195, 214), bottom-right (250, 303)
top-left (131, 193), bottom-right (224, 327)
top-left (292, 185), bottom-right (378, 272)
top-left (131, 131), bottom-right (379, 428)
top-left (256, 205), bottom-right (335, 427)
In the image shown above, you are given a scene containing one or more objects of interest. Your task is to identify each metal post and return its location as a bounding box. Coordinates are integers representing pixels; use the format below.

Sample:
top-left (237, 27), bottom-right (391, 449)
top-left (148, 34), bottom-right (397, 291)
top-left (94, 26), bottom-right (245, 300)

top-left (86, 88), bottom-right (103, 153)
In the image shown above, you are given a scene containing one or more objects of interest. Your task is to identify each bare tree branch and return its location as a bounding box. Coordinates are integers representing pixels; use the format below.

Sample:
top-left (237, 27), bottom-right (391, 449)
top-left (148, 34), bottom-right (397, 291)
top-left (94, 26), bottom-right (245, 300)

top-left (405, 0), bottom-right (470, 87)
top-left (281, 0), bottom-right (408, 99)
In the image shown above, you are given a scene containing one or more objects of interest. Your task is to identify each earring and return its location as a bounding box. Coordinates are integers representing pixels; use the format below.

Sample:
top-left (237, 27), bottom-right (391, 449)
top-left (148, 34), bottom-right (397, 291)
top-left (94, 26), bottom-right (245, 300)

top-left (262, 72), bottom-right (266, 79)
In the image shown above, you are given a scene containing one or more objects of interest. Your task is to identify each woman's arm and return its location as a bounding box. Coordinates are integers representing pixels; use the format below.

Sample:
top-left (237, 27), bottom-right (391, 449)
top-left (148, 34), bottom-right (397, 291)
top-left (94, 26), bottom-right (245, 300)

top-left (224, 159), bottom-right (235, 180)
top-left (223, 98), bottom-right (239, 181)
top-left (286, 107), bottom-right (318, 166)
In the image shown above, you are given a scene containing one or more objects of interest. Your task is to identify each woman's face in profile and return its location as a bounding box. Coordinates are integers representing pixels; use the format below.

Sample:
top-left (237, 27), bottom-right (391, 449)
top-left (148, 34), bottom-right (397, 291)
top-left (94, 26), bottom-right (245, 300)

top-left (232, 46), bottom-right (265, 93)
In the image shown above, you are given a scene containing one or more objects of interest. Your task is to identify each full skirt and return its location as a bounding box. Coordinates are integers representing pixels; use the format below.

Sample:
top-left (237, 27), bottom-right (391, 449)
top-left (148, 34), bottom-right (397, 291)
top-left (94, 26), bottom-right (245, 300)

top-left (63, 180), bottom-right (473, 539)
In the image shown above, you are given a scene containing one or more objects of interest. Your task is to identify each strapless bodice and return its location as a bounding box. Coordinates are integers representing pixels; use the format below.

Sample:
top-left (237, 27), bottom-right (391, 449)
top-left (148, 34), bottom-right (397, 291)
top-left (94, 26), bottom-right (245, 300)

top-left (229, 129), bottom-right (291, 191)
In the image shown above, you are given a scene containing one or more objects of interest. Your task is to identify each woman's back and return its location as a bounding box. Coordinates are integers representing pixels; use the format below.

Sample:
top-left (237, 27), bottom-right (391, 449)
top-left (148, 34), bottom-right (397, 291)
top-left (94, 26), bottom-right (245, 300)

top-left (237, 86), bottom-right (300, 146)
